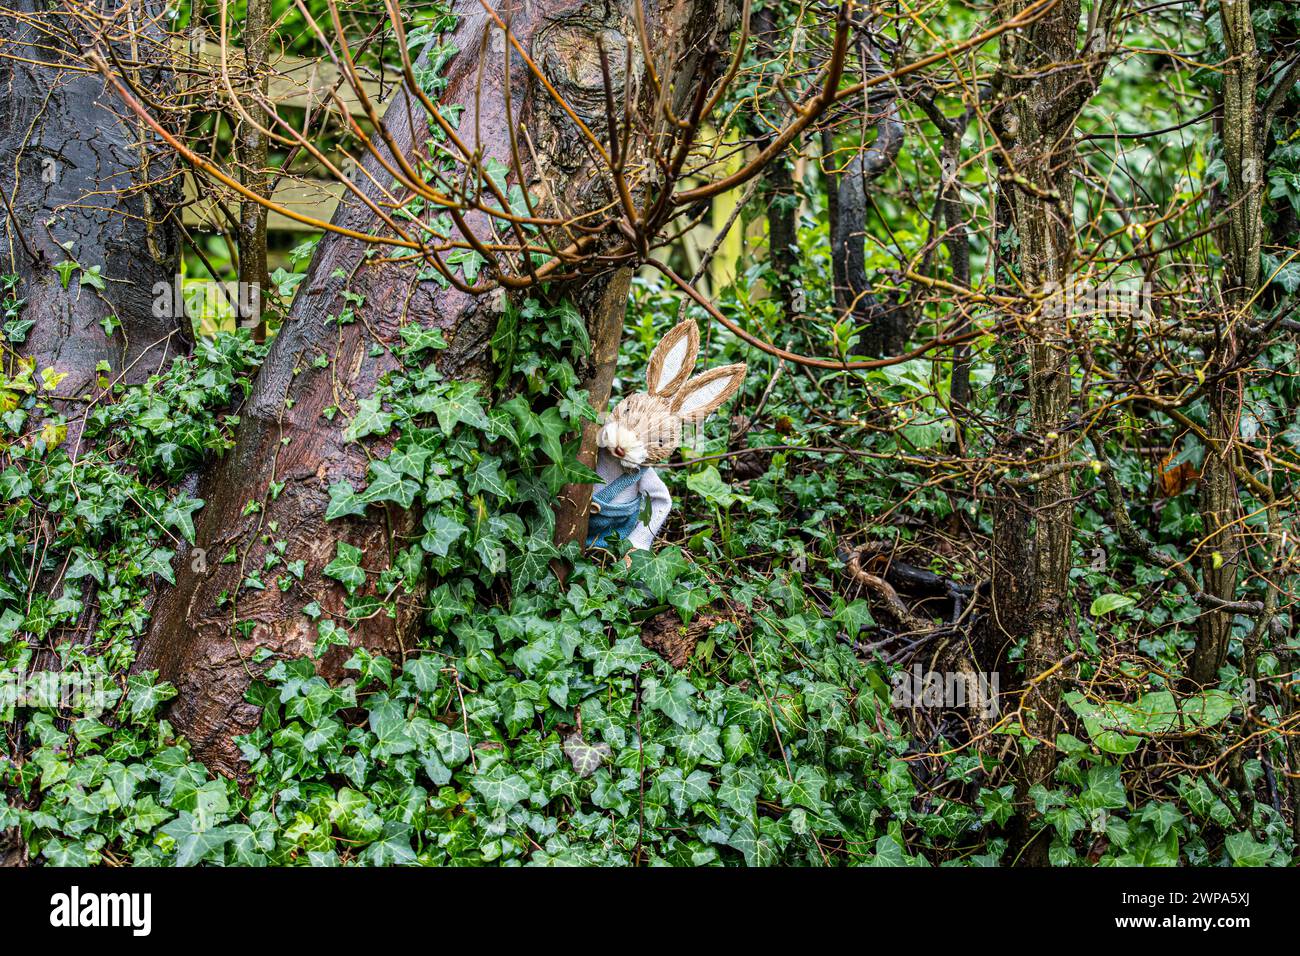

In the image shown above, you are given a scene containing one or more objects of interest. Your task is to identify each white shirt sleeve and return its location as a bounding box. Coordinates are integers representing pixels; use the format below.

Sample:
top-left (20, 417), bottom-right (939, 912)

top-left (628, 467), bottom-right (672, 550)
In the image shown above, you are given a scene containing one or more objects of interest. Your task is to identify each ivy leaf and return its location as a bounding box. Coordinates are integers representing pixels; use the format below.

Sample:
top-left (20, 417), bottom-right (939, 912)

top-left (421, 512), bottom-right (468, 557)
top-left (0, 467), bottom-right (32, 500)
top-left (669, 585), bottom-right (710, 624)
top-left (225, 812), bottom-right (276, 866)
top-left (542, 300), bottom-right (590, 356)
top-left (398, 323), bottom-right (447, 355)
top-left (775, 764), bottom-right (830, 813)
top-left (1089, 592), bottom-right (1134, 616)
top-left (563, 733), bottom-right (611, 778)
top-left (79, 265), bottom-right (106, 290)
top-left (1224, 831), bottom-right (1277, 867)
top-left (672, 723), bottom-right (723, 772)
top-left (140, 548), bottom-right (176, 584)
top-left (388, 439), bottom-right (433, 480)
top-left (162, 495), bottom-right (205, 544)
top-left (584, 635), bottom-right (656, 678)
top-left (39, 367), bottom-right (68, 392)
top-left (653, 766), bottom-right (713, 815)
top-left (833, 599), bottom-right (875, 635)
top-left (633, 546), bottom-right (692, 602)
top-left (125, 674), bottom-right (178, 722)
top-left (686, 465), bottom-right (749, 508)
top-left (446, 247), bottom-right (485, 283)
top-left (718, 764), bottom-right (761, 816)
top-left (474, 535), bottom-right (507, 576)
top-left (344, 647), bottom-right (392, 688)
top-left (41, 838), bottom-right (92, 867)
top-left (424, 584), bottom-right (465, 632)
top-left (359, 820), bottom-right (418, 866)
top-left (469, 763), bottom-right (530, 815)
top-left (137, 399), bottom-right (171, 434)
top-left (428, 721), bottom-right (470, 767)
top-left (642, 675), bottom-right (699, 728)
top-left (533, 406), bottom-right (568, 463)
top-left (1138, 801), bottom-right (1185, 840)
top-left (345, 396), bottom-right (396, 442)
top-left (508, 536), bottom-right (557, 589)
top-left (362, 459), bottom-right (420, 509)
top-left (162, 811), bottom-right (230, 866)
top-left (66, 548), bottom-right (106, 583)
top-left (369, 697), bottom-right (417, 757)
top-left (323, 541), bottom-right (366, 593)
top-left (53, 260), bottom-right (78, 289)
top-left (427, 382), bottom-right (490, 435)
top-left (403, 657), bottom-right (441, 694)
top-left (727, 817), bottom-right (779, 867)
top-left (326, 481), bottom-right (368, 521)
top-left (314, 619), bottom-right (351, 657)
top-left (481, 154), bottom-right (511, 195)
top-left (467, 458), bottom-right (511, 499)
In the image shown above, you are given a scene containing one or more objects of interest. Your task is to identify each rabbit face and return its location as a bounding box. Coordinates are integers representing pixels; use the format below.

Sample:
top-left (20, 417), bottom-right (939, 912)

top-left (602, 392), bottom-right (682, 468)
top-left (597, 419), bottom-right (649, 470)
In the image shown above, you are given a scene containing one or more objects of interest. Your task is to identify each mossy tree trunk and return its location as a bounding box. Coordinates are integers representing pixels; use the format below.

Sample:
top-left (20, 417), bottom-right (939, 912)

top-left (991, 0), bottom-right (1115, 866)
top-left (1189, 0), bottom-right (1262, 687)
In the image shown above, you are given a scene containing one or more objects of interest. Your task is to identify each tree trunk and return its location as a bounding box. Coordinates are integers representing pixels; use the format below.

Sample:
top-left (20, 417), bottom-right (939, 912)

top-left (551, 0), bottom-right (742, 551)
top-left (0, 0), bottom-right (185, 454)
top-left (831, 25), bottom-right (903, 357)
top-left (1189, 0), bottom-right (1260, 687)
top-left (237, 0), bottom-right (272, 342)
top-left (552, 270), bottom-right (633, 551)
top-left (939, 122), bottom-right (972, 425)
top-left (991, 0), bottom-right (1113, 866)
top-left (917, 93), bottom-right (974, 444)
top-left (139, 0), bottom-right (738, 775)
top-left (752, 5), bottom-right (798, 323)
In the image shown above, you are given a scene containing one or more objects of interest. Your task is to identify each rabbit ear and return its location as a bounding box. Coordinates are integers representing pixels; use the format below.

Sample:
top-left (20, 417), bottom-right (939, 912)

top-left (646, 320), bottom-right (699, 398)
top-left (671, 363), bottom-right (747, 424)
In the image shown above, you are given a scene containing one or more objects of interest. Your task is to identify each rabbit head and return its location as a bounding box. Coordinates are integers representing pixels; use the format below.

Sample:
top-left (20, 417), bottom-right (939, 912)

top-left (598, 320), bottom-right (747, 471)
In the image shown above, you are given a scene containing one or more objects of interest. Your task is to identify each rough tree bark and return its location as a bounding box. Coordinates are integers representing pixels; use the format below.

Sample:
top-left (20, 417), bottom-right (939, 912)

top-left (1189, 0), bottom-right (1260, 687)
top-left (140, 0), bottom-right (739, 774)
top-left (0, 0), bottom-right (185, 453)
top-left (991, 0), bottom-right (1114, 865)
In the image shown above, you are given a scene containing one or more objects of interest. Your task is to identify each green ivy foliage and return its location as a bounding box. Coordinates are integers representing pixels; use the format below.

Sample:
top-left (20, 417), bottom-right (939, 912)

top-left (4, 0), bottom-right (1298, 868)
top-left (2, 274), bottom-right (1285, 867)
top-left (0, 285), bottom-right (921, 866)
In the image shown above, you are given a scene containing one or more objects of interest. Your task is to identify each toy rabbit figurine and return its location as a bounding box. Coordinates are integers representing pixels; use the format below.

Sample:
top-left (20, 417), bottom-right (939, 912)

top-left (587, 320), bottom-right (747, 551)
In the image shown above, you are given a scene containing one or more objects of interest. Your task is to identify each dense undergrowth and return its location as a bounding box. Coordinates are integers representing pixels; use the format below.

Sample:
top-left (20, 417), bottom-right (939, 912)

top-left (0, 252), bottom-right (1292, 866)
top-left (3, 0), bottom-right (1299, 868)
